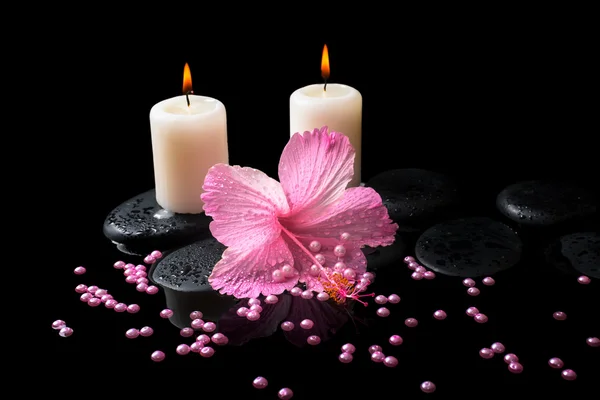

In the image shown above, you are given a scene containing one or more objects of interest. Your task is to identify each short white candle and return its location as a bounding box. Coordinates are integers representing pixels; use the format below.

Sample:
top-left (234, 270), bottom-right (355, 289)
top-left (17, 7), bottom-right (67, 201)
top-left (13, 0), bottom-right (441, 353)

top-left (150, 66), bottom-right (228, 214)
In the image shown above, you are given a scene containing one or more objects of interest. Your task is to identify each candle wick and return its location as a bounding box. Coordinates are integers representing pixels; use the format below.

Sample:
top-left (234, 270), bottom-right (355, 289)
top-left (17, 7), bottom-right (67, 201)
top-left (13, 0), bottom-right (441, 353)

top-left (323, 79), bottom-right (328, 92)
top-left (185, 90), bottom-right (193, 107)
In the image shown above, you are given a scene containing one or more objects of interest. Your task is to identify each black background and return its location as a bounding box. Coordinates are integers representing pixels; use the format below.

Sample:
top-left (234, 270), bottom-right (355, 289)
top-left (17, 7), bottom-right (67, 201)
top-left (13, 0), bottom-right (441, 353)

top-left (45, 12), bottom-right (597, 399)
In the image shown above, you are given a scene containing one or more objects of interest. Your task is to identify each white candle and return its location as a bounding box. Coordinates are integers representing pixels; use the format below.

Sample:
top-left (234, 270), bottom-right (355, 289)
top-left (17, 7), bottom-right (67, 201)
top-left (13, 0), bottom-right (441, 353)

top-left (289, 47), bottom-right (362, 186)
top-left (150, 65), bottom-right (228, 214)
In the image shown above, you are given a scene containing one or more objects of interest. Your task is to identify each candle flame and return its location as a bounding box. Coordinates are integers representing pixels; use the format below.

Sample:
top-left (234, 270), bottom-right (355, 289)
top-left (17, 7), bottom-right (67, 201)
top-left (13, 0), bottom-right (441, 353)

top-left (183, 63), bottom-right (193, 94)
top-left (321, 44), bottom-right (330, 81)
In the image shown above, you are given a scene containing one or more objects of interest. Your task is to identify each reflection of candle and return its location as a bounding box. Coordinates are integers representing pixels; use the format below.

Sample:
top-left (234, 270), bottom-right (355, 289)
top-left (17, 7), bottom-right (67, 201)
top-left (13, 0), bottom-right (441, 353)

top-left (289, 45), bottom-right (363, 187)
top-left (150, 63), bottom-right (228, 214)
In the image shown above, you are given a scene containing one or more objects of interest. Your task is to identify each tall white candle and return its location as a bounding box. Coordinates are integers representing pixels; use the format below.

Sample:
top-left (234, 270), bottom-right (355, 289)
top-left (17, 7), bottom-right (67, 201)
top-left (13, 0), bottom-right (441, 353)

top-left (289, 46), bottom-right (362, 187)
top-left (150, 65), bottom-right (228, 214)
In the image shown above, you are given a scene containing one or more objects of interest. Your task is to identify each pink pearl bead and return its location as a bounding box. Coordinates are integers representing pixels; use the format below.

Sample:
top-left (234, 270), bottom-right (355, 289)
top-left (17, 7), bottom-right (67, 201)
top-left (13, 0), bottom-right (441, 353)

top-left (376, 307), bottom-right (390, 317)
top-left (190, 311), bottom-right (203, 319)
top-left (278, 388), bottom-right (294, 400)
top-left (420, 381), bottom-right (436, 393)
top-left (363, 272), bottom-right (375, 281)
top-left (433, 310), bottom-right (447, 320)
top-left (105, 299), bottom-right (117, 308)
top-left (561, 369), bottom-right (577, 380)
top-left (479, 348), bottom-right (494, 359)
top-left (190, 342), bottom-right (203, 352)
top-left (52, 320), bottom-right (66, 329)
top-left (125, 328), bottom-right (139, 339)
top-left (176, 344), bottom-right (190, 355)
top-left (415, 266), bottom-right (427, 273)
top-left (368, 344), bottom-right (382, 354)
top-left (100, 294), bottom-right (113, 303)
top-left (140, 326), bottom-right (153, 337)
top-left (463, 278), bottom-right (476, 287)
top-left (248, 298), bottom-right (261, 306)
top-left (553, 311), bottom-right (567, 321)
top-left (136, 283), bottom-right (148, 292)
top-left (125, 263), bottom-right (135, 269)
top-left (384, 355), bottom-right (398, 367)
top-left (202, 322), bottom-right (216, 332)
top-left (236, 307), bottom-right (249, 317)
top-left (577, 275), bottom-right (591, 285)
top-left (114, 303), bottom-right (127, 312)
top-left (300, 319), bottom-right (314, 329)
top-left (59, 327), bottom-right (73, 337)
top-left (211, 333), bottom-right (228, 345)
top-left (135, 264), bottom-right (146, 271)
top-left (423, 271), bottom-right (436, 279)
top-left (508, 362), bottom-right (523, 373)
top-left (160, 309), bottom-right (173, 318)
top-left (491, 342), bottom-right (505, 353)
top-left (341, 343), bottom-right (355, 353)
top-left (504, 353), bottom-right (518, 364)
top-left (113, 260), bottom-right (125, 269)
top-left (246, 311), bottom-right (260, 321)
top-left (411, 272), bottom-right (423, 280)
top-left (389, 335), bottom-right (403, 345)
top-left (86, 285), bottom-right (98, 293)
top-left (387, 294), bottom-right (400, 303)
top-left (408, 261), bottom-right (419, 270)
top-left (375, 295), bottom-right (388, 304)
top-left (301, 290), bottom-right (313, 299)
top-left (466, 307), bottom-right (479, 316)
top-left (94, 289), bottom-right (108, 297)
top-left (197, 334), bottom-right (211, 344)
top-left (309, 240), bottom-right (321, 252)
top-left (265, 294), bottom-right (279, 304)
top-left (334, 244), bottom-right (346, 257)
top-left (340, 232), bottom-right (351, 241)
top-left (88, 297), bottom-right (101, 307)
top-left (586, 337), bottom-right (600, 347)
top-left (200, 346), bottom-right (215, 358)
top-left (146, 286), bottom-right (159, 295)
top-left (371, 351), bottom-right (385, 362)
top-left (339, 352), bottom-right (353, 363)
top-left (467, 287), bottom-right (480, 296)
top-left (80, 293), bottom-right (92, 302)
top-left (75, 284), bottom-right (87, 293)
top-left (317, 292), bottom-right (329, 301)
top-left (150, 350), bottom-right (165, 362)
top-left (151, 250), bottom-right (162, 259)
top-left (404, 256), bottom-right (415, 263)
top-left (127, 304), bottom-right (140, 313)
top-left (474, 313), bottom-right (488, 323)
top-left (124, 268), bottom-right (135, 277)
top-left (281, 321), bottom-right (294, 331)
top-left (191, 319), bottom-right (204, 329)
top-left (307, 335), bottom-right (321, 345)
top-left (135, 271), bottom-right (147, 278)
top-left (343, 268), bottom-right (356, 280)
top-left (125, 276), bottom-right (137, 284)
top-left (548, 357), bottom-right (564, 368)
top-left (290, 287), bottom-right (302, 296)
top-left (250, 304), bottom-right (263, 313)
top-left (482, 277), bottom-right (495, 286)
top-left (144, 255), bottom-right (155, 264)
top-left (180, 327), bottom-right (194, 337)
top-left (405, 318), bottom-right (418, 327)
top-left (252, 376), bottom-right (268, 389)
top-left (74, 266), bottom-right (86, 275)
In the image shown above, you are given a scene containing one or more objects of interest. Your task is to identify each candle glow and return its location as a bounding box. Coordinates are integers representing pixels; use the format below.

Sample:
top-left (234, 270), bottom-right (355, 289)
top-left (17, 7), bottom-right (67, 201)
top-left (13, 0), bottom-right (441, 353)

top-left (321, 44), bottom-right (330, 90)
top-left (183, 63), bottom-right (193, 94)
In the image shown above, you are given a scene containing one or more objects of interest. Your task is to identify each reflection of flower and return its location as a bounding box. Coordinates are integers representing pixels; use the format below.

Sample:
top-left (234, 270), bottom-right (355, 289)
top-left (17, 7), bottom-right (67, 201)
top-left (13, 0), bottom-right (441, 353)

top-left (202, 127), bottom-right (398, 298)
top-left (218, 294), bottom-right (349, 347)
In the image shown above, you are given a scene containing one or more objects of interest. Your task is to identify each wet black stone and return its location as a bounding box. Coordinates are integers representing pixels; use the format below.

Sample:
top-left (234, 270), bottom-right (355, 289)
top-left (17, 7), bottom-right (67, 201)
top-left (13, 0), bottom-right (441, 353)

top-left (415, 217), bottom-right (522, 277)
top-left (366, 169), bottom-right (459, 231)
top-left (103, 189), bottom-right (212, 255)
top-left (149, 237), bottom-right (235, 328)
top-left (496, 180), bottom-right (597, 226)
top-left (362, 235), bottom-right (406, 271)
top-left (545, 232), bottom-right (600, 279)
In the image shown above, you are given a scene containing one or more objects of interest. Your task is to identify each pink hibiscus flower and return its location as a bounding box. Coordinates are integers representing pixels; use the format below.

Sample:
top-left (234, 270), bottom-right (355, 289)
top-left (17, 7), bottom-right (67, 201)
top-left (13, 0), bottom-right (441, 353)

top-left (201, 126), bottom-right (398, 299)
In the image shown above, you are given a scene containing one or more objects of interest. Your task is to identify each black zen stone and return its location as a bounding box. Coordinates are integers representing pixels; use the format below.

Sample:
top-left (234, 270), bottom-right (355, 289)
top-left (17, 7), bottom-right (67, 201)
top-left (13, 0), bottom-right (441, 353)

top-left (103, 189), bottom-right (212, 255)
top-left (415, 217), bottom-right (522, 277)
top-left (545, 232), bottom-right (600, 279)
top-left (362, 235), bottom-right (406, 271)
top-left (366, 169), bottom-right (459, 231)
top-left (149, 237), bottom-right (236, 328)
top-left (496, 180), bottom-right (597, 226)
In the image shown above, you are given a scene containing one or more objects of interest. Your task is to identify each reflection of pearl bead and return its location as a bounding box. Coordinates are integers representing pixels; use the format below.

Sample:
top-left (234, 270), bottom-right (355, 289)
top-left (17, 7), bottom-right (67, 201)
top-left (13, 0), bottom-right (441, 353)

top-left (334, 245), bottom-right (346, 257)
top-left (309, 240), bottom-right (321, 252)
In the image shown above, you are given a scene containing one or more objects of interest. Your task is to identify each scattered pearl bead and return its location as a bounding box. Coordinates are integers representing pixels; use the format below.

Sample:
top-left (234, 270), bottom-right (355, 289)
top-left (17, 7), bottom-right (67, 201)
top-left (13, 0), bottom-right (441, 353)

top-left (387, 294), bottom-right (400, 304)
top-left (100, 294), bottom-right (113, 303)
top-left (411, 272), bottom-right (423, 280)
top-left (389, 335), bottom-right (403, 345)
top-left (176, 344), bottom-right (190, 355)
top-left (307, 335), bottom-right (321, 345)
top-left (405, 318), bottom-right (418, 327)
top-left (94, 289), bottom-right (108, 297)
top-left (246, 311), bottom-right (260, 321)
top-left (423, 271), bottom-right (436, 279)
top-left (553, 311), bottom-right (567, 321)
top-left (200, 346), bottom-right (215, 357)
top-left (290, 287), bottom-right (302, 296)
top-left (272, 270), bottom-right (284, 282)
top-left (415, 266), bottom-right (426, 274)
top-left (202, 322), bottom-right (216, 332)
top-left (80, 293), bottom-right (93, 302)
top-left (281, 321), bottom-right (294, 331)
top-left (143, 255), bottom-right (155, 264)
top-left (339, 352), bottom-right (353, 363)
top-left (363, 272), bottom-right (375, 281)
top-left (59, 327), bottom-right (73, 337)
top-left (140, 326), bottom-right (153, 337)
top-left (376, 307), bottom-right (390, 317)
top-left (211, 333), bottom-right (228, 345)
top-left (135, 264), bottom-right (146, 271)
top-left (146, 286), bottom-right (159, 295)
top-left (474, 313), bottom-right (488, 323)
top-left (300, 319), bottom-right (314, 329)
top-left (315, 254), bottom-right (326, 265)
top-left (504, 353), bottom-right (519, 364)
top-left (197, 334), bottom-right (211, 344)
top-left (334, 244), bottom-right (347, 257)
top-left (341, 343), bottom-right (355, 353)
top-left (250, 304), bottom-right (263, 313)
top-left (340, 232), bottom-right (351, 241)
top-left (548, 357), bottom-right (564, 368)
top-left (160, 309), bottom-right (173, 318)
top-left (368, 345), bottom-right (382, 354)
top-left (150, 350), bottom-right (165, 362)
top-left (343, 268), bottom-right (356, 280)
top-left (282, 265), bottom-right (294, 278)
top-left (190, 311), bottom-right (203, 319)
top-left (114, 303), bottom-right (127, 312)
top-left (190, 342), bottom-right (203, 352)
top-left (466, 307), bottom-right (479, 316)
top-left (491, 342), bottom-right (505, 353)
top-left (75, 284), bottom-right (87, 293)
top-left (125, 276), bottom-right (138, 284)
top-left (384, 356), bottom-right (398, 367)
top-left (371, 351), bottom-right (385, 362)
top-left (479, 348), bottom-right (494, 359)
top-left (586, 337), bottom-right (599, 347)
top-left (577, 275), bottom-right (591, 285)
top-left (136, 283), bottom-right (148, 292)
top-left (309, 240), bottom-right (321, 252)
top-left (191, 319), bottom-right (204, 329)
top-left (252, 376), bottom-right (268, 389)
top-left (151, 250), bottom-right (162, 259)
top-left (105, 299), bottom-right (117, 309)
top-left (52, 320), bottom-right (66, 329)
top-left (113, 260), bottom-right (125, 269)
top-left (420, 381), bottom-right (436, 394)
top-left (375, 295), bottom-right (388, 304)
top-left (404, 256), bottom-right (415, 263)
top-left (408, 261), bottom-right (419, 270)
top-left (463, 278), bottom-right (476, 287)
top-left (467, 287), bottom-right (480, 296)
top-left (74, 266), bottom-right (86, 275)
top-left (265, 294), bottom-right (279, 304)
top-left (561, 369), bottom-right (577, 380)
top-left (433, 310), bottom-right (447, 320)
top-left (180, 327), bottom-right (194, 337)
top-left (127, 304), bottom-right (140, 313)
top-left (482, 277), bottom-right (495, 286)
top-left (508, 362), bottom-right (523, 373)
top-left (125, 328), bottom-right (139, 339)
top-left (88, 297), bottom-right (101, 307)
top-left (237, 307), bottom-right (249, 317)
top-left (317, 292), bottom-right (329, 301)
top-left (301, 290), bottom-right (313, 299)
top-left (278, 388), bottom-right (294, 400)
top-left (309, 264), bottom-right (320, 276)
top-left (125, 263), bottom-right (135, 269)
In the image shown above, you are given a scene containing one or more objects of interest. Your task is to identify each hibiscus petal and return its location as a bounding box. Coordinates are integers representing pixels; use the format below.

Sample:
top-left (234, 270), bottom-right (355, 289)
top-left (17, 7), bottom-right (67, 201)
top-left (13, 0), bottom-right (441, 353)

top-left (208, 236), bottom-right (298, 298)
top-left (202, 164), bottom-right (290, 251)
top-left (278, 127), bottom-right (355, 217)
